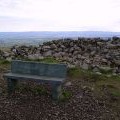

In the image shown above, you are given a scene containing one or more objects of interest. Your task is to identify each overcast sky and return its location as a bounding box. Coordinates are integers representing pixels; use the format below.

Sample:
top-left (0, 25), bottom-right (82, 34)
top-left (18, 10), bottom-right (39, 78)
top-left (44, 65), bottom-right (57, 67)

top-left (0, 0), bottom-right (120, 32)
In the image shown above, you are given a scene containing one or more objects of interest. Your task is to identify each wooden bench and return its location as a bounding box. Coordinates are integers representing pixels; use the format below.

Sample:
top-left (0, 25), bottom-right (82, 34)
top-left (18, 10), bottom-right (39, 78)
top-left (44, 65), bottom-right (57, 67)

top-left (3, 60), bottom-right (67, 100)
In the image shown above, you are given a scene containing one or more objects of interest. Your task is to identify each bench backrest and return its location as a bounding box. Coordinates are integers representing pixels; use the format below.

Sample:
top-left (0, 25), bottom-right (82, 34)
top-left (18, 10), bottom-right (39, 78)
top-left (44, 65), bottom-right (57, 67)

top-left (11, 60), bottom-right (67, 78)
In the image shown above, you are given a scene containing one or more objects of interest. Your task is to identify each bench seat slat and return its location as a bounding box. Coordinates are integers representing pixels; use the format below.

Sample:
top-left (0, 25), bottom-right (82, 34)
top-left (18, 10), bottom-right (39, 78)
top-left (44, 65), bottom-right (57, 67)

top-left (4, 73), bottom-right (64, 84)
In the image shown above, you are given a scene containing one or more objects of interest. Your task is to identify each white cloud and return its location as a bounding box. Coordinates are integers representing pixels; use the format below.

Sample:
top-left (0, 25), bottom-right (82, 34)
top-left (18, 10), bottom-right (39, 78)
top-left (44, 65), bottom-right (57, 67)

top-left (0, 0), bottom-right (120, 31)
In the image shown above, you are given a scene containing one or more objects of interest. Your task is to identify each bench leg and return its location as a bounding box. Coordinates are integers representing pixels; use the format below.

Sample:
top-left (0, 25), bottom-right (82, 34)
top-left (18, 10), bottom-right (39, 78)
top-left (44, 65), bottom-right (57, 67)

top-left (7, 78), bottom-right (18, 95)
top-left (52, 84), bottom-right (62, 100)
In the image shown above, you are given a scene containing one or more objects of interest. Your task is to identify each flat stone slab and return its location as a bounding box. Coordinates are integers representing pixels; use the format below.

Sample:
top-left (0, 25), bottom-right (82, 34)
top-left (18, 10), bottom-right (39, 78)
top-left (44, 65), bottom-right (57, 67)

top-left (4, 73), bottom-right (64, 84)
top-left (11, 60), bottom-right (67, 78)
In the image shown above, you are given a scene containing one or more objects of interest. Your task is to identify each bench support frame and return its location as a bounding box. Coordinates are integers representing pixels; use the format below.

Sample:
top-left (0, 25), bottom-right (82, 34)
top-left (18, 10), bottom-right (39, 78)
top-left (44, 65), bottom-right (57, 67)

top-left (6, 78), bottom-right (62, 100)
top-left (7, 78), bottom-right (18, 94)
top-left (52, 83), bottom-right (62, 100)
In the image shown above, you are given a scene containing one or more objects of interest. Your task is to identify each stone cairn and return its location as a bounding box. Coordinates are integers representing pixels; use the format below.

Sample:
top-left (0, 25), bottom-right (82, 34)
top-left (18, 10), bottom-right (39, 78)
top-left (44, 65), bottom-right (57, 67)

top-left (0, 37), bottom-right (120, 75)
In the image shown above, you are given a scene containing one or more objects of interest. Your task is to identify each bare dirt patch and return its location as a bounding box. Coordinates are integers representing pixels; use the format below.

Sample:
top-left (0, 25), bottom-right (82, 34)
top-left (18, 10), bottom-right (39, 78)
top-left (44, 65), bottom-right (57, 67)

top-left (0, 67), bottom-right (120, 120)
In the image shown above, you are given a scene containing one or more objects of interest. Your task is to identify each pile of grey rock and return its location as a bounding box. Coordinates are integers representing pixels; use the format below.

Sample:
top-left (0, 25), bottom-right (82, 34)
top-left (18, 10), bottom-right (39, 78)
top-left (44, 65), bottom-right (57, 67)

top-left (0, 37), bottom-right (120, 74)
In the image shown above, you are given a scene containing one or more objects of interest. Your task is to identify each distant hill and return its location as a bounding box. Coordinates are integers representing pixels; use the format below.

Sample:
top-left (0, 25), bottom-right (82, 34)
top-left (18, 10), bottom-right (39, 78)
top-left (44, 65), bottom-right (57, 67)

top-left (0, 31), bottom-right (120, 47)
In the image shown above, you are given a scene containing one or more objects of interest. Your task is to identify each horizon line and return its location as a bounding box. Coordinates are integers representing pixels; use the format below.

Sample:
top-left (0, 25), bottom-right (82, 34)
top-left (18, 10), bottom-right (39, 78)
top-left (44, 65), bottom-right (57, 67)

top-left (0, 30), bottom-right (120, 33)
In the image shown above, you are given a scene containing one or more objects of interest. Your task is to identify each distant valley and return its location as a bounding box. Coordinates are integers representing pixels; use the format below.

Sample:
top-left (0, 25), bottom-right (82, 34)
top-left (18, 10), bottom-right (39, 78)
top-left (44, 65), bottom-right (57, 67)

top-left (0, 31), bottom-right (120, 47)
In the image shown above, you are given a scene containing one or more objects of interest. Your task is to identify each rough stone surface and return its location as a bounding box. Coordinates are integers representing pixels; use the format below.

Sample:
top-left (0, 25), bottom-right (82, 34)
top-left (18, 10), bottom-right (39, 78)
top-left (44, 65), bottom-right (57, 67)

top-left (0, 37), bottom-right (120, 74)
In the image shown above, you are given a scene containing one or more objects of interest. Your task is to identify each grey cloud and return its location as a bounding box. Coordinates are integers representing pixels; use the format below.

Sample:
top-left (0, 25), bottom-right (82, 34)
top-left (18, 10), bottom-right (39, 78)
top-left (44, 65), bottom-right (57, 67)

top-left (0, 0), bottom-right (23, 9)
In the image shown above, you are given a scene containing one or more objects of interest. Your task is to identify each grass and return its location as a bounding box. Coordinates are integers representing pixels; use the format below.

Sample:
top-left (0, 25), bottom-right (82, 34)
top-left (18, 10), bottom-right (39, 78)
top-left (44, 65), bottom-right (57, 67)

top-left (0, 57), bottom-right (59, 71)
top-left (67, 67), bottom-right (83, 78)
top-left (16, 84), bottom-right (48, 95)
top-left (21, 57), bottom-right (59, 64)
top-left (0, 47), bottom-right (11, 52)
top-left (59, 90), bottom-right (72, 102)
top-left (95, 76), bottom-right (120, 96)
top-left (37, 57), bottom-right (59, 63)
top-left (68, 67), bottom-right (120, 102)
top-left (16, 84), bottom-right (72, 102)
top-left (0, 59), bottom-right (10, 65)
top-left (99, 67), bottom-right (113, 74)
top-left (31, 86), bottom-right (48, 95)
top-left (0, 56), bottom-right (59, 64)
top-left (67, 67), bottom-right (110, 82)
top-left (0, 59), bottom-right (10, 71)
top-left (110, 91), bottom-right (120, 97)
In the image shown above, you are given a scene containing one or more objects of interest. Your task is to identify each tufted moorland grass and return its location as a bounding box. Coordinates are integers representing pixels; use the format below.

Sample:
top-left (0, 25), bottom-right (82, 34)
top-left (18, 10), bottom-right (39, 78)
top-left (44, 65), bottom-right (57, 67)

top-left (68, 67), bottom-right (120, 101)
